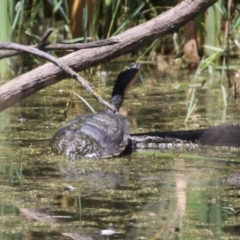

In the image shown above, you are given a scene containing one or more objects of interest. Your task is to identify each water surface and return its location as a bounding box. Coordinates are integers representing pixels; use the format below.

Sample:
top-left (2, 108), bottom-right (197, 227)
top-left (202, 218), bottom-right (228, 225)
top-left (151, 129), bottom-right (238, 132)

top-left (0, 62), bottom-right (240, 239)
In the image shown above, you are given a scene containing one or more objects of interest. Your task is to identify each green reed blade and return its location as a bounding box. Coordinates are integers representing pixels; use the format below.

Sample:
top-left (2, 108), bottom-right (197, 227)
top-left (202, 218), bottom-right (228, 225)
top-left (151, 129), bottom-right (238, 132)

top-left (113, 2), bottom-right (145, 36)
top-left (107, 0), bottom-right (121, 38)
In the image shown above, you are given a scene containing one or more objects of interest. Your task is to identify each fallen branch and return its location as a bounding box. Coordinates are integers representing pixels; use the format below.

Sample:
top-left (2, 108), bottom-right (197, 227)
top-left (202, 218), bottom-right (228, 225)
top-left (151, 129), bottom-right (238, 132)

top-left (0, 30), bottom-right (119, 59)
top-left (0, 0), bottom-right (217, 112)
top-left (0, 42), bottom-right (116, 112)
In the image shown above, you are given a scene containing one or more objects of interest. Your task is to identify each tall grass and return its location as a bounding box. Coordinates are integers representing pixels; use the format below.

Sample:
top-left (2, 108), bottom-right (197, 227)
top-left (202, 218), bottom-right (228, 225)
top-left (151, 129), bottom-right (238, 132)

top-left (4, 0), bottom-right (240, 77)
top-left (0, 0), bottom-right (12, 79)
top-left (204, 0), bottom-right (222, 56)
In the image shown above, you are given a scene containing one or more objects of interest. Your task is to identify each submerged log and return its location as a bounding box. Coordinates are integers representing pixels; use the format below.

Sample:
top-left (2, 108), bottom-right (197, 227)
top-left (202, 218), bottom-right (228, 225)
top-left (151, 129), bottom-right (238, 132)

top-left (131, 125), bottom-right (240, 148)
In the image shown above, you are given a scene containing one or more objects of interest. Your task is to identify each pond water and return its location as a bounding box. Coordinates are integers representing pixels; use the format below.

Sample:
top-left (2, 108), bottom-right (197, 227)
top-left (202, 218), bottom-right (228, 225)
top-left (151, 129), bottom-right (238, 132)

top-left (1, 61), bottom-right (240, 240)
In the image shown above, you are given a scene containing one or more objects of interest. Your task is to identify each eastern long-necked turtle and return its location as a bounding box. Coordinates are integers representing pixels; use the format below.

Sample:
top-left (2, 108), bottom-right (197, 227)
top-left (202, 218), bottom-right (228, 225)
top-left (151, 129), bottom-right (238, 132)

top-left (51, 63), bottom-right (141, 158)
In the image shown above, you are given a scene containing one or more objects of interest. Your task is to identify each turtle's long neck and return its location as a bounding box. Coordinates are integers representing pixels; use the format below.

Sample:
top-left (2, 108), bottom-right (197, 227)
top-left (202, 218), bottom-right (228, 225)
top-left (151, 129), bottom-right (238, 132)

top-left (108, 63), bottom-right (140, 112)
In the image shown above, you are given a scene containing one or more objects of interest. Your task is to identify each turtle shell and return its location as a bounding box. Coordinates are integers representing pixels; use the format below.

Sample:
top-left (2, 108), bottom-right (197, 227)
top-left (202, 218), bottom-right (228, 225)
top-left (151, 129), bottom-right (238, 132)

top-left (51, 111), bottom-right (130, 158)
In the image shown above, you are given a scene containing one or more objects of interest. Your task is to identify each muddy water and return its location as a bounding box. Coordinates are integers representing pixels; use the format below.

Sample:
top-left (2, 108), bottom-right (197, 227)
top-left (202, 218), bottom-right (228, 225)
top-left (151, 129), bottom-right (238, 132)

top-left (1, 62), bottom-right (240, 240)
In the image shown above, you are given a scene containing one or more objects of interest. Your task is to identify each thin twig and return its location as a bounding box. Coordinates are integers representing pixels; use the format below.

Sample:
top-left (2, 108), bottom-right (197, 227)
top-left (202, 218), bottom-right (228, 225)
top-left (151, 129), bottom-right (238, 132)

top-left (0, 42), bottom-right (116, 112)
top-left (0, 37), bottom-right (119, 60)
top-left (45, 38), bottom-right (119, 50)
top-left (73, 92), bottom-right (96, 113)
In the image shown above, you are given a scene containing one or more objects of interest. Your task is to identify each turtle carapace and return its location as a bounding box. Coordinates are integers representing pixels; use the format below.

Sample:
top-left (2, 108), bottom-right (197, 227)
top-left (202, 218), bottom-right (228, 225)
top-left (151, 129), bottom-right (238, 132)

top-left (51, 63), bottom-right (140, 158)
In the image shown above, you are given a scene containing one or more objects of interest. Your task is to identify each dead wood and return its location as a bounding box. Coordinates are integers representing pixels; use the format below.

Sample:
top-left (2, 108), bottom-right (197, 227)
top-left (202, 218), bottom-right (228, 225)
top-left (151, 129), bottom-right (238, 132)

top-left (0, 42), bottom-right (117, 112)
top-left (0, 30), bottom-right (119, 59)
top-left (0, 0), bottom-right (217, 112)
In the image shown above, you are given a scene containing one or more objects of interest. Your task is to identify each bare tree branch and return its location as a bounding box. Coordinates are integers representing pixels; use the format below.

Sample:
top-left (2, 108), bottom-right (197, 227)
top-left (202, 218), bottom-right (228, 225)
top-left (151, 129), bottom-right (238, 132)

top-left (0, 37), bottom-right (119, 59)
top-left (0, 0), bottom-right (217, 112)
top-left (0, 42), bottom-right (117, 112)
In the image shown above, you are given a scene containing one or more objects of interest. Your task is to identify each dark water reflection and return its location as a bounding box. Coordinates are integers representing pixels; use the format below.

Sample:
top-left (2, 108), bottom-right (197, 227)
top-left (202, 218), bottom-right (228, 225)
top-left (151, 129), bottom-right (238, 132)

top-left (1, 63), bottom-right (240, 239)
